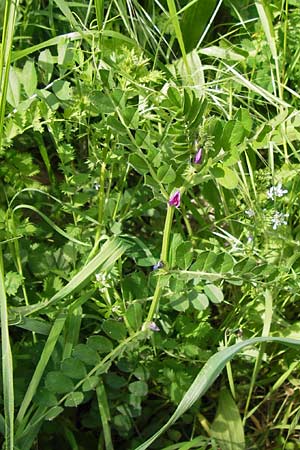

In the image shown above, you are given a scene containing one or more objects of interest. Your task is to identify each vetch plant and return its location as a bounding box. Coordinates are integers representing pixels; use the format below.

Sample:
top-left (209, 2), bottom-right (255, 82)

top-left (194, 147), bottom-right (203, 164)
top-left (2, 1), bottom-right (300, 449)
top-left (168, 190), bottom-right (181, 208)
top-left (145, 191), bottom-right (183, 326)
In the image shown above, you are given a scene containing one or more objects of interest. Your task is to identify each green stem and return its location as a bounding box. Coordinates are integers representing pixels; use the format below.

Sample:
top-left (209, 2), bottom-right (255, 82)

top-left (146, 205), bottom-right (175, 324)
top-left (86, 157), bottom-right (107, 263)
top-left (161, 205), bottom-right (175, 262)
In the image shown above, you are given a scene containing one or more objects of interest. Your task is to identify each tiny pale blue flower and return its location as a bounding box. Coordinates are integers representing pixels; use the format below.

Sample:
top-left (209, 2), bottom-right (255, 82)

top-left (267, 183), bottom-right (288, 200)
top-left (149, 322), bottom-right (160, 332)
top-left (168, 190), bottom-right (181, 208)
top-left (152, 260), bottom-right (164, 271)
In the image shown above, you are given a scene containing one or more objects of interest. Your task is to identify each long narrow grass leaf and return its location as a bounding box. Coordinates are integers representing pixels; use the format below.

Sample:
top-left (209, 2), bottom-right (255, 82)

top-left (15, 314), bottom-right (67, 429)
top-left (0, 249), bottom-right (14, 449)
top-left (94, 0), bottom-right (104, 30)
top-left (134, 336), bottom-right (300, 450)
top-left (166, 0), bottom-right (188, 72)
top-left (0, 0), bottom-right (19, 151)
top-left (9, 237), bottom-right (129, 316)
top-left (96, 381), bottom-right (114, 450)
top-left (53, 0), bottom-right (79, 29)
top-left (13, 204), bottom-right (91, 247)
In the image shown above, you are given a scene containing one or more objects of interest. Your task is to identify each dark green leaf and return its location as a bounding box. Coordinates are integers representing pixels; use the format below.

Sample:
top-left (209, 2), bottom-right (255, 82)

top-left (61, 358), bottom-right (87, 379)
top-left (45, 372), bottom-right (74, 394)
top-left (102, 319), bottom-right (127, 341)
top-left (87, 335), bottom-right (113, 353)
top-left (73, 344), bottom-right (100, 366)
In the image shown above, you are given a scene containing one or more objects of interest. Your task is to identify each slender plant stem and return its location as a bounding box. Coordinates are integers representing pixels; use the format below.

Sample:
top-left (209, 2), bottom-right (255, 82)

top-left (86, 154), bottom-right (107, 263)
top-left (146, 204), bottom-right (175, 324)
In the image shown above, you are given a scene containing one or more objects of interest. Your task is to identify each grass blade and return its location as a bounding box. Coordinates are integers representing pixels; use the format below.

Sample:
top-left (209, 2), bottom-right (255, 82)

top-left (9, 237), bottom-right (129, 317)
top-left (0, 0), bottom-right (20, 151)
top-left (94, 0), bottom-right (104, 30)
top-left (166, 0), bottom-right (188, 72)
top-left (0, 248), bottom-right (14, 449)
top-left (134, 336), bottom-right (300, 450)
top-left (53, 0), bottom-right (79, 30)
top-left (15, 314), bottom-right (67, 430)
top-left (97, 380), bottom-right (114, 450)
top-left (244, 289), bottom-right (273, 419)
top-left (210, 387), bottom-right (245, 449)
top-left (13, 204), bottom-right (91, 247)
top-left (255, 0), bottom-right (281, 98)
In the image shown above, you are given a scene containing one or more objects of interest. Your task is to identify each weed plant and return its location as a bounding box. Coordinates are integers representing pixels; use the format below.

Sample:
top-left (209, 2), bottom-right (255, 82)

top-left (0, 1), bottom-right (300, 449)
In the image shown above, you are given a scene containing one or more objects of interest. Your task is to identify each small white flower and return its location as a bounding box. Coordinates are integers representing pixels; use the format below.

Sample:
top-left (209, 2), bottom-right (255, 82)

top-left (267, 183), bottom-right (288, 201)
top-left (271, 211), bottom-right (289, 230)
top-left (94, 182), bottom-right (100, 191)
top-left (245, 209), bottom-right (255, 217)
top-left (95, 273), bottom-right (102, 282)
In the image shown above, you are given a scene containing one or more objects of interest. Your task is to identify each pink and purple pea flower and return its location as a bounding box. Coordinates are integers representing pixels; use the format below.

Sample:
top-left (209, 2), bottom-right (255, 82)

top-left (168, 190), bottom-right (181, 208)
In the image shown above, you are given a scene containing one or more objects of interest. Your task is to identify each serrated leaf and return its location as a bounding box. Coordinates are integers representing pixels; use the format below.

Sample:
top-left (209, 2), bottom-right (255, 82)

top-left (192, 251), bottom-right (217, 271)
top-left (5, 271), bottom-right (23, 296)
top-left (107, 115), bottom-right (127, 134)
top-left (90, 92), bottom-right (115, 113)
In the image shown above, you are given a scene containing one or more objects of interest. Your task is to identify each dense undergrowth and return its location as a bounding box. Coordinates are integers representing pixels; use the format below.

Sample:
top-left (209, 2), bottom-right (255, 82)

top-left (1, 1), bottom-right (300, 449)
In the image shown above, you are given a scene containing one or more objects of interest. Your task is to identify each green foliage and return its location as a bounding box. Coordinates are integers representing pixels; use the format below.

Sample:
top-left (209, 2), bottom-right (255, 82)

top-left (0, 1), bottom-right (300, 449)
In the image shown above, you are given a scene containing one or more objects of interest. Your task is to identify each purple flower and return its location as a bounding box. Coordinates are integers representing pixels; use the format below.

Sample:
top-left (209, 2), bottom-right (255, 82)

top-left (194, 147), bottom-right (203, 164)
top-left (149, 322), bottom-right (160, 332)
top-left (152, 260), bottom-right (164, 271)
top-left (168, 190), bottom-right (181, 208)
